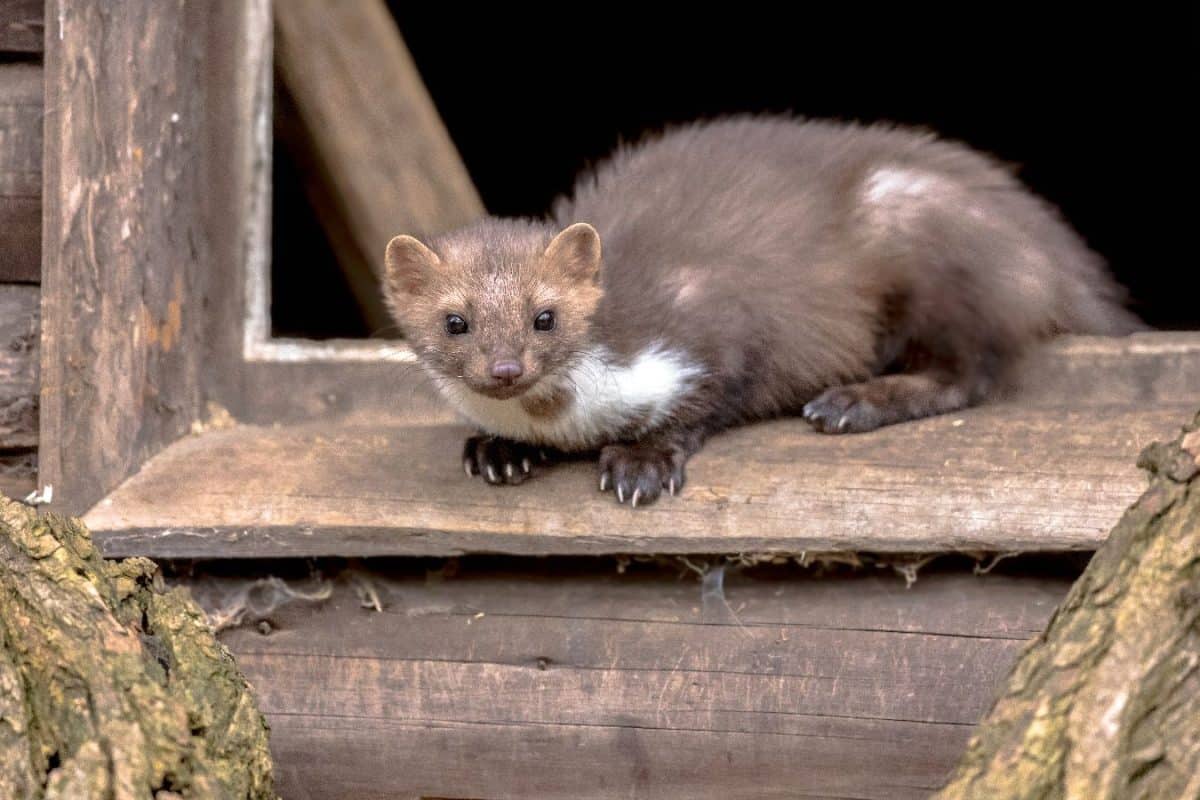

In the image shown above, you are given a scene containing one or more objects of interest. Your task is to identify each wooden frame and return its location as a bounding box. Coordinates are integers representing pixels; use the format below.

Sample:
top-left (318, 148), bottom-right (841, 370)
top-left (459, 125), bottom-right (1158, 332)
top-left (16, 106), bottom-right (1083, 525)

top-left (30, 0), bottom-right (1200, 530)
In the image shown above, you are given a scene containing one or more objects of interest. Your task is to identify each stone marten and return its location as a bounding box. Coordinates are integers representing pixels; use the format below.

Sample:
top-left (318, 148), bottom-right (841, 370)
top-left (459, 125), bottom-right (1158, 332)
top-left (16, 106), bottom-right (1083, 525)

top-left (383, 116), bottom-right (1140, 507)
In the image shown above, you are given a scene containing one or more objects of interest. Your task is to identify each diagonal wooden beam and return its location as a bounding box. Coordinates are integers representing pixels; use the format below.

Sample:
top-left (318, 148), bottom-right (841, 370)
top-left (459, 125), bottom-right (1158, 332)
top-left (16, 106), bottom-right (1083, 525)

top-left (273, 0), bottom-right (484, 332)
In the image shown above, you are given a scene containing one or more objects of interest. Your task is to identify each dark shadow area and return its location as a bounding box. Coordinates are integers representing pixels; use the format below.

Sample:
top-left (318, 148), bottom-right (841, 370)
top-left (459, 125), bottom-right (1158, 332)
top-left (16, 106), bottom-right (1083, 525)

top-left (270, 122), bottom-right (370, 339)
top-left (163, 552), bottom-right (1089, 588)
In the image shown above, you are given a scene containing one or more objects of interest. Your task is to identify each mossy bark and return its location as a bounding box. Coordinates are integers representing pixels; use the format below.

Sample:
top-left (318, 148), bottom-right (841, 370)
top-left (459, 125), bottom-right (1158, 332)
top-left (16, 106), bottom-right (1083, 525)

top-left (936, 410), bottom-right (1200, 800)
top-left (0, 497), bottom-right (275, 799)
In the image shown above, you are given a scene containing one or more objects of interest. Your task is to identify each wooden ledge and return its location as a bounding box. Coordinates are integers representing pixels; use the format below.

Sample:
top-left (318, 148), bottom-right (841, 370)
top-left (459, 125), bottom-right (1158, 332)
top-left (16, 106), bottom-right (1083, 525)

top-left (85, 402), bottom-right (1191, 559)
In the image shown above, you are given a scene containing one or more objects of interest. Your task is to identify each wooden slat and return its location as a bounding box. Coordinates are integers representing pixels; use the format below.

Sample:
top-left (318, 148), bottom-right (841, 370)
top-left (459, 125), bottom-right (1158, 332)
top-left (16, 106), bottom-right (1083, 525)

top-left (39, 2), bottom-right (213, 515)
top-left (0, 284), bottom-right (37, 449)
top-left (198, 564), bottom-right (1074, 799)
top-left (0, 0), bottom-right (42, 54)
top-left (272, 0), bottom-right (484, 327)
top-left (1018, 332), bottom-right (1200, 407)
top-left (0, 63), bottom-right (41, 283)
top-left (228, 332), bottom-right (1200, 427)
top-left (87, 403), bottom-right (1190, 558)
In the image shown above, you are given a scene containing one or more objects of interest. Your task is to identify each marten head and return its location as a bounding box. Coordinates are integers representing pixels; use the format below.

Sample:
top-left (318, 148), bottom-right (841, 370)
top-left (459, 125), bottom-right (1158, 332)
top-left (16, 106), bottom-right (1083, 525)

top-left (384, 219), bottom-right (604, 400)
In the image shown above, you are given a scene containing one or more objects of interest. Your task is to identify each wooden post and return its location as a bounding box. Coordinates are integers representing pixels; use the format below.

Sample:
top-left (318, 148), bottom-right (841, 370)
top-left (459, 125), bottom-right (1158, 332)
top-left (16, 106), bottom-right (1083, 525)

top-left (273, 0), bottom-right (484, 332)
top-left (935, 409), bottom-right (1200, 799)
top-left (39, 1), bottom-right (216, 514)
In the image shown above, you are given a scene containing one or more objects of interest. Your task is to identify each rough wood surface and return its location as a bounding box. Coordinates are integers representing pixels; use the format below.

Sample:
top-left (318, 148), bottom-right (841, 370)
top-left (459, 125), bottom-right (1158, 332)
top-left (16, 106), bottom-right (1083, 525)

top-left (0, 496), bottom-right (275, 799)
top-left (1018, 332), bottom-right (1200, 407)
top-left (0, 0), bottom-right (42, 53)
top-left (189, 561), bottom-right (1073, 799)
top-left (87, 403), bottom-right (1189, 559)
top-left (40, 1), bottom-right (213, 515)
top-left (0, 62), bottom-right (41, 283)
top-left (935, 410), bottom-right (1200, 799)
top-left (230, 332), bottom-right (1200, 427)
top-left (273, 0), bottom-right (483, 326)
top-left (0, 284), bottom-right (37, 449)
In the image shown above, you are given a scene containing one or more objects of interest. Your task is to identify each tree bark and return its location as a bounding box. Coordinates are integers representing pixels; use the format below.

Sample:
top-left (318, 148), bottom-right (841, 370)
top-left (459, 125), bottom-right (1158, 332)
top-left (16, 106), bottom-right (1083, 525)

top-left (0, 497), bottom-right (275, 800)
top-left (935, 409), bottom-right (1200, 800)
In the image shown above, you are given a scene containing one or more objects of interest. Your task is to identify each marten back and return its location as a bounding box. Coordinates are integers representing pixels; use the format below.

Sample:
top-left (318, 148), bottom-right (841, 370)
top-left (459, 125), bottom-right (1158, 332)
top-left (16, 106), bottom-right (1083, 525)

top-left (553, 117), bottom-right (1139, 424)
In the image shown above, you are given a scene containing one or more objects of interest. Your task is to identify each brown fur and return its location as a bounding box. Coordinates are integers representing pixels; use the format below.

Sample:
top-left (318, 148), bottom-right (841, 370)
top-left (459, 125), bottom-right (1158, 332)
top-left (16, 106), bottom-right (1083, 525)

top-left (383, 116), bottom-right (1140, 506)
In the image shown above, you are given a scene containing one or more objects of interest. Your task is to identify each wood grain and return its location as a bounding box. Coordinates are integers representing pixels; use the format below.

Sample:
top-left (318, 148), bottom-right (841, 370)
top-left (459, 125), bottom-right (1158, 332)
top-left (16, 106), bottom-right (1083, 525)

top-left (272, 0), bottom-right (484, 326)
top-left (0, 285), bottom-right (37, 449)
top-left (229, 332), bottom-right (1200, 428)
top-left (0, 0), bottom-right (42, 54)
top-left (87, 403), bottom-right (1190, 558)
top-left (39, 1), bottom-right (212, 515)
top-left (0, 63), bottom-right (41, 283)
top-left (197, 564), bottom-right (1074, 799)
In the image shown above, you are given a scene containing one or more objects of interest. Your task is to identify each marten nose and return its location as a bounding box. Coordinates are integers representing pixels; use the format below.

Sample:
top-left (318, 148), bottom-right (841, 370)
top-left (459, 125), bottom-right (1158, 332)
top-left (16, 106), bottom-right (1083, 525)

top-left (490, 359), bottom-right (524, 382)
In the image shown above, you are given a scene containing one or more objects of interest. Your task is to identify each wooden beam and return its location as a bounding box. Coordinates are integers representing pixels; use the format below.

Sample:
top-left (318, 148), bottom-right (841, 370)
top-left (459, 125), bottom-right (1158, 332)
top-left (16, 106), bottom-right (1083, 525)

top-left (0, 285), bottom-right (37, 450)
top-left (0, 0), bottom-right (42, 54)
top-left (40, 2), bottom-right (214, 515)
top-left (198, 563), bottom-right (1075, 799)
top-left (225, 332), bottom-right (1200, 428)
top-left (0, 63), bottom-right (41, 283)
top-left (272, 0), bottom-right (484, 326)
top-left (86, 403), bottom-right (1189, 558)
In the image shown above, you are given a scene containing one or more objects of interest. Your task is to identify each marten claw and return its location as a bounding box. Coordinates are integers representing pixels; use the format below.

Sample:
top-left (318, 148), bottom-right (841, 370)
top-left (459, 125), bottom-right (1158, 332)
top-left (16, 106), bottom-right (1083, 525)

top-left (463, 435), bottom-right (544, 486)
top-left (598, 443), bottom-right (686, 508)
top-left (803, 387), bottom-right (885, 434)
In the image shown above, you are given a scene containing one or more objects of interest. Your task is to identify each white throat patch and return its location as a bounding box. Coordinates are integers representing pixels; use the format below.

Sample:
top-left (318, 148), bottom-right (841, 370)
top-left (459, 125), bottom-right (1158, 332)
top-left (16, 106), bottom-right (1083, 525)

top-left (442, 342), bottom-right (704, 450)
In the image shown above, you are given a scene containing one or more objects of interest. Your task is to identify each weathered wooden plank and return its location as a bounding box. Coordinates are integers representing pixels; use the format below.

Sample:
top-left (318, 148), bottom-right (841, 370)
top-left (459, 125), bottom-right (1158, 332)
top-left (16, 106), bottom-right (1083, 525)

top-left (269, 714), bottom-right (961, 800)
top-left (200, 559), bottom-right (1067, 641)
top-left (1018, 331), bottom-right (1200, 407)
top-left (88, 403), bottom-right (1189, 558)
top-left (40, 2), bottom-right (214, 515)
top-left (0, 284), bottom-right (37, 449)
top-left (0, 0), bottom-right (42, 54)
top-left (229, 332), bottom-right (1200, 427)
top-left (199, 1), bottom-right (270, 418)
top-left (272, 0), bottom-right (483, 327)
top-left (195, 565), bottom-right (1073, 799)
top-left (0, 63), bottom-right (41, 283)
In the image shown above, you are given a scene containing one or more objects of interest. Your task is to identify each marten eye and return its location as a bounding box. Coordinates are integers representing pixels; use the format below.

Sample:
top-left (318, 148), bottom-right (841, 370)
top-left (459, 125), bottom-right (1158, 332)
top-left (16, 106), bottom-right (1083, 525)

top-left (445, 314), bottom-right (469, 335)
top-left (534, 310), bottom-right (556, 331)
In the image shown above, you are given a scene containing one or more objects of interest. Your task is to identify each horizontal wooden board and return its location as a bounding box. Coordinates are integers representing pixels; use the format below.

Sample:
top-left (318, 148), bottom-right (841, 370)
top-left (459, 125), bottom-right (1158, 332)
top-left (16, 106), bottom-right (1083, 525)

top-left (87, 402), bottom-right (1190, 558)
top-left (0, 284), bottom-right (37, 449)
top-left (229, 333), bottom-right (1200, 427)
top-left (0, 0), bottom-right (42, 54)
top-left (196, 564), bottom-right (1074, 799)
top-left (0, 62), bottom-right (41, 283)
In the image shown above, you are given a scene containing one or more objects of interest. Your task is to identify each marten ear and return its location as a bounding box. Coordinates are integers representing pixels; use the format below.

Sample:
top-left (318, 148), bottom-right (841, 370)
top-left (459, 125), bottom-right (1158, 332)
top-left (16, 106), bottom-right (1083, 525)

top-left (385, 235), bottom-right (441, 297)
top-left (544, 222), bottom-right (602, 285)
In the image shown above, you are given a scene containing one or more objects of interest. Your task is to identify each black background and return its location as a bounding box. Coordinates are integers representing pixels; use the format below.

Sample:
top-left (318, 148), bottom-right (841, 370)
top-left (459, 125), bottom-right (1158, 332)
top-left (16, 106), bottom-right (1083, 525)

top-left (273, 7), bottom-right (1197, 337)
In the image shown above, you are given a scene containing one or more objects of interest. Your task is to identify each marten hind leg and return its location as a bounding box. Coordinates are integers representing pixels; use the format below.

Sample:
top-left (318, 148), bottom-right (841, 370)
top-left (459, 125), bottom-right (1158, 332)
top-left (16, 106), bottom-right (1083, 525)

top-left (802, 373), bottom-right (974, 434)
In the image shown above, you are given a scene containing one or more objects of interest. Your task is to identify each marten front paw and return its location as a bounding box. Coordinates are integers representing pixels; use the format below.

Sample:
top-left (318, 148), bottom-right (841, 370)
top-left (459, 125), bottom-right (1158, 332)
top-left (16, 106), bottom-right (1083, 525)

top-left (463, 435), bottom-right (546, 486)
top-left (598, 443), bottom-right (686, 507)
top-left (802, 386), bottom-right (886, 434)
